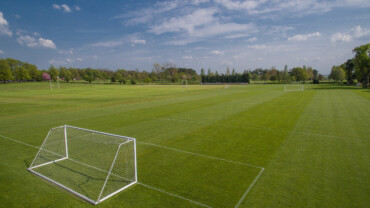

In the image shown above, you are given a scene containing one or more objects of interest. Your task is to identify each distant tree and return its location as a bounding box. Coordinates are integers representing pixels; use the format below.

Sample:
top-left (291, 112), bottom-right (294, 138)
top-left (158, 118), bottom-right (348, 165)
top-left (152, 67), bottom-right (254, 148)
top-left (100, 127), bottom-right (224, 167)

top-left (0, 59), bottom-right (13, 82)
top-left (282, 67), bottom-right (290, 82)
top-left (48, 65), bottom-right (59, 81)
top-left (153, 63), bottom-right (161, 74)
top-left (226, 66), bottom-right (230, 76)
top-left (118, 78), bottom-right (126, 84)
top-left (59, 67), bottom-right (72, 82)
top-left (329, 66), bottom-right (346, 82)
top-left (144, 77), bottom-right (152, 84)
top-left (352, 43), bottom-right (370, 88)
top-left (313, 69), bottom-right (319, 84)
top-left (345, 59), bottom-right (355, 85)
top-left (24, 63), bottom-right (39, 81)
top-left (111, 72), bottom-right (122, 83)
top-left (291, 67), bottom-right (308, 81)
top-left (131, 79), bottom-right (136, 85)
top-left (307, 67), bottom-right (314, 80)
top-left (83, 69), bottom-right (96, 83)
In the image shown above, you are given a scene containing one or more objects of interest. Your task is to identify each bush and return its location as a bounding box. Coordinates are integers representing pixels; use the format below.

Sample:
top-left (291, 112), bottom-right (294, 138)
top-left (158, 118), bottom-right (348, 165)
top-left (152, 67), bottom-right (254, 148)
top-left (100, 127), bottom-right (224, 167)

top-left (119, 78), bottom-right (126, 84)
top-left (131, 79), bottom-right (136, 85)
top-left (313, 79), bottom-right (319, 84)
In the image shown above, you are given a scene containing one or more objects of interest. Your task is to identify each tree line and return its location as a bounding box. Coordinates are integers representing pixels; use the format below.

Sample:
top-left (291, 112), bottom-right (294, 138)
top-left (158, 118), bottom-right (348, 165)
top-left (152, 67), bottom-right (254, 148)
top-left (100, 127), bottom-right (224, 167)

top-left (200, 65), bottom-right (323, 84)
top-left (330, 43), bottom-right (369, 88)
top-left (0, 59), bottom-right (200, 84)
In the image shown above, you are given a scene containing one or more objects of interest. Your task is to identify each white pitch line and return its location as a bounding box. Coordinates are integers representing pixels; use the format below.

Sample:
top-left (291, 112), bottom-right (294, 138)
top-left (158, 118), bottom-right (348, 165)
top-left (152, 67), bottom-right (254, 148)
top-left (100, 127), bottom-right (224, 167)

top-left (138, 182), bottom-right (213, 208)
top-left (138, 141), bottom-right (263, 169)
top-left (0, 134), bottom-right (38, 149)
top-left (234, 167), bottom-right (265, 208)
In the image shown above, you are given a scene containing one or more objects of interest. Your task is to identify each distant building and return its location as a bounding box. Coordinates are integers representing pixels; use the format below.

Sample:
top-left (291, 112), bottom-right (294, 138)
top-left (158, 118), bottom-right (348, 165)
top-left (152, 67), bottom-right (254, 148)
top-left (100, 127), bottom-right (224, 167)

top-left (42, 73), bottom-right (51, 80)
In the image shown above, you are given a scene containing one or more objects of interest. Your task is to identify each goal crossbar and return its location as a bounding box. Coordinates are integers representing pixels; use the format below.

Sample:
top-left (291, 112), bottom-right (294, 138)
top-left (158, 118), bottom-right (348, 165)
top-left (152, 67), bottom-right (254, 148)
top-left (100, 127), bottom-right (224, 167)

top-left (28, 125), bottom-right (137, 205)
top-left (284, 84), bottom-right (304, 92)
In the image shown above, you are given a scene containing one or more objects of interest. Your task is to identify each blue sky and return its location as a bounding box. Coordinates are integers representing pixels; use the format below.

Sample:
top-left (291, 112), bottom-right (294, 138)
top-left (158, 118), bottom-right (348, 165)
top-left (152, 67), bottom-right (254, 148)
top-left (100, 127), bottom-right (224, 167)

top-left (0, 0), bottom-right (369, 74)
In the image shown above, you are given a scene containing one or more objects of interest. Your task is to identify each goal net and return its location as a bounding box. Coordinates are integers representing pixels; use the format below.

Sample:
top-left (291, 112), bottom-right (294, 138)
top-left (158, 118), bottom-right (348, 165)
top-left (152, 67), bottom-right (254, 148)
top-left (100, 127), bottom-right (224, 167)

top-left (28, 125), bottom-right (137, 205)
top-left (284, 84), bottom-right (304, 92)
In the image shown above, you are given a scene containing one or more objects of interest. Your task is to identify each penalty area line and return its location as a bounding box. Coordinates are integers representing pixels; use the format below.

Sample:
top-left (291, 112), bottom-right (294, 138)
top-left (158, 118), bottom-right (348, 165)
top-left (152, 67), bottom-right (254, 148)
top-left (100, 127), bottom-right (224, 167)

top-left (138, 182), bottom-right (213, 208)
top-left (0, 134), bottom-right (39, 149)
top-left (138, 141), bottom-right (263, 169)
top-left (234, 168), bottom-right (265, 208)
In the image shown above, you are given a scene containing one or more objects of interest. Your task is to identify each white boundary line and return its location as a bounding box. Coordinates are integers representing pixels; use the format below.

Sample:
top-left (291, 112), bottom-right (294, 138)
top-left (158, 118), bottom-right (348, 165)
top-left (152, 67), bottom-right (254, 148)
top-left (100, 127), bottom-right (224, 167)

top-left (0, 134), bottom-right (38, 148)
top-left (138, 182), bottom-right (213, 208)
top-left (138, 141), bottom-right (263, 169)
top-left (234, 168), bottom-right (265, 208)
top-left (1, 133), bottom-right (264, 207)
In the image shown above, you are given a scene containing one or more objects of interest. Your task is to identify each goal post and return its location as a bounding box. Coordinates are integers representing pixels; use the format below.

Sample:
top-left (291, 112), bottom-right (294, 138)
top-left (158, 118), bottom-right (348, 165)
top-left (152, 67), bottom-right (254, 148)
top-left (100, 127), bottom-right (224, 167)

top-left (284, 84), bottom-right (304, 92)
top-left (28, 125), bottom-right (137, 205)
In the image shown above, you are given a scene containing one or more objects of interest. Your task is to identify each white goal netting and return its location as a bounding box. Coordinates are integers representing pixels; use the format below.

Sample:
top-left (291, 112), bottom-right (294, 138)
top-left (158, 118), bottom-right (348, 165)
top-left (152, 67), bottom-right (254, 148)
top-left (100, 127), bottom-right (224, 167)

top-left (28, 125), bottom-right (137, 204)
top-left (284, 84), bottom-right (304, 91)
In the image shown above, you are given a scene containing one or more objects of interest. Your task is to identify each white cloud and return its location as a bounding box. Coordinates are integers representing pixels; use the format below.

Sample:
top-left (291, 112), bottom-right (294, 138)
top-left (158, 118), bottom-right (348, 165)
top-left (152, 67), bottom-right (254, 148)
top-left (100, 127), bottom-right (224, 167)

top-left (214, 0), bottom-right (370, 17)
top-left (0, 49), bottom-right (4, 54)
top-left (288, 32), bottom-right (321, 41)
top-left (76, 57), bottom-right (83, 61)
top-left (0, 12), bottom-right (12, 37)
top-left (131, 39), bottom-right (146, 44)
top-left (350, 25), bottom-right (370, 38)
top-left (225, 33), bottom-right (249, 39)
top-left (61, 4), bottom-right (72, 13)
top-left (150, 8), bottom-right (217, 35)
top-left (150, 8), bottom-right (256, 44)
top-left (120, 0), bottom-right (182, 26)
top-left (248, 37), bottom-right (257, 42)
top-left (248, 44), bottom-right (267, 49)
top-left (191, 0), bottom-right (210, 5)
top-left (182, 55), bottom-right (193, 59)
top-left (330, 25), bottom-right (370, 43)
top-left (53, 4), bottom-right (79, 12)
top-left (38, 38), bottom-right (57, 49)
top-left (91, 40), bottom-right (124, 47)
top-left (330, 33), bottom-right (352, 43)
top-left (211, 50), bottom-right (224, 55)
top-left (193, 22), bottom-right (255, 38)
top-left (15, 14), bottom-right (21, 19)
top-left (17, 34), bottom-right (56, 49)
top-left (214, 0), bottom-right (261, 11)
top-left (58, 48), bottom-right (74, 55)
top-left (17, 35), bottom-right (38, 47)
top-left (52, 4), bottom-right (61, 10)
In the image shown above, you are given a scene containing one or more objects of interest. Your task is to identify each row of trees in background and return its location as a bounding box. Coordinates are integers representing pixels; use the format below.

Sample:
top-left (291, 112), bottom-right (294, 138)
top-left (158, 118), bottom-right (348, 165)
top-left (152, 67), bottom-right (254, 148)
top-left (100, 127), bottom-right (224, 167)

top-left (0, 59), bottom-right (200, 84)
top-left (330, 43), bottom-right (370, 87)
top-left (0, 58), bottom-right (322, 85)
top-left (200, 65), bottom-right (323, 84)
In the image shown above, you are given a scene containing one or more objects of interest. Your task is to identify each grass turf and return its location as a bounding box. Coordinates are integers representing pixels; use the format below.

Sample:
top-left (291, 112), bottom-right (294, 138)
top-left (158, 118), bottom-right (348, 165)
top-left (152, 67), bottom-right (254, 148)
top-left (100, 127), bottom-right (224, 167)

top-left (0, 83), bottom-right (369, 207)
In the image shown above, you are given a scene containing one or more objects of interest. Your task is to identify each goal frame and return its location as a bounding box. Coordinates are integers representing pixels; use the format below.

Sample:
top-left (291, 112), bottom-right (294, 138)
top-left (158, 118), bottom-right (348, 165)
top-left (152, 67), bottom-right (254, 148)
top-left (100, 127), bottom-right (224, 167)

top-left (28, 125), bottom-right (137, 205)
top-left (284, 84), bottom-right (304, 92)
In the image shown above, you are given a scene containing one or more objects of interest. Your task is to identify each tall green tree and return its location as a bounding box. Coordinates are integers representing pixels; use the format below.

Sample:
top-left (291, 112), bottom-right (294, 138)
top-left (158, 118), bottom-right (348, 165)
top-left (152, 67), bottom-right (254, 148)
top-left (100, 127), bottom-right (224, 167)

top-left (329, 66), bottom-right (346, 82)
top-left (345, 59), bottom-right (355, 85)
top-left (291, 67), bottom-right (308, 81)
top-left (48, 65), bottom-right (59, 81)
top-left (352, 43), bottom-right (370, 88)
top-left (0, 59), bottom-right (13, 82)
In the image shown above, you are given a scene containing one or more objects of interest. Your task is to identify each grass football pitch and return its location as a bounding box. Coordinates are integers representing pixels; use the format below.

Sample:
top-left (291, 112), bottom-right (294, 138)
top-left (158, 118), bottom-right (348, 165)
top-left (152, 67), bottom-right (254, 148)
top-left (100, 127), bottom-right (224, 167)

top-left (0, 83), bottom-right (369, 208)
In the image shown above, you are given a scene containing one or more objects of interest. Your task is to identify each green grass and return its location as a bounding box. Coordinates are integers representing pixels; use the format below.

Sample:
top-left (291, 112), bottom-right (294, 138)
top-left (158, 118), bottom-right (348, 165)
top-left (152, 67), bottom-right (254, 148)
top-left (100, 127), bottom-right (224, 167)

top-left (0, 82), bottom-right (369, 207)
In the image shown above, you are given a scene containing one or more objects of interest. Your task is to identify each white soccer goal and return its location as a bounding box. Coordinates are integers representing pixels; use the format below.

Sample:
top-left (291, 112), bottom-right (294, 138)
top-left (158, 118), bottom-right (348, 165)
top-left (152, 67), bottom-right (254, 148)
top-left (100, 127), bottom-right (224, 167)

top-left (49, 77), bottom-right (59, 90)
top-left (28, 125), bottom-right (137, 205)
top-left (284, 84), bottom-right (304, 92)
